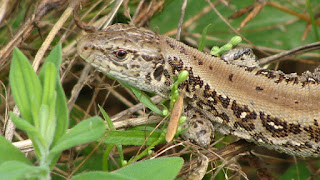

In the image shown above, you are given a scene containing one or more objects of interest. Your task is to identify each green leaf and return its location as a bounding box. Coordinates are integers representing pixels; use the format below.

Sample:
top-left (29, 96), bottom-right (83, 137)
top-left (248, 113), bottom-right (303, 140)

top-left (279, 162), bottom-right (311, 180)
top-left (10, 112), bottom-right (45, 157)
top-left (37, 62), bottom-right (57, 147)
top-left (115, 157), bottom-right (184, 180)
top-left (70, 171), bottom-right (131, 180)
top-left (38, 102), bottom-right (56, 148)
top-left (40, 62), bottom-right (57, 106)
top-left (40, 44), bottom-right (62, 72)
top-left (98, 104), bottom-right (114, 130)
top-left (10, 47), bottom-right (42, 125)
top-left (120, 81), bottom-right (162, 115)
top-left (97, 106), bottom-right (126, 167)
top-left (49, 116), bottom-right (105, 161)
top-left (0, 136), bottom-right (31, 165)
top-left (53, 79), bottom-right (69, 144)
top-left (104, 130), bottom-right (162, 146)
top-left (49, 82), bottom-right (68, 168)
top-left (102, 144), bottom-right (114, 171)
top-left (198, 24), bottom-right (211, 51)
top-left (9, 112), bottom-right (38, 135)
top-left (0, 161), bottom-right (47, 180)
top-left (39, 44), bottom-right (68, 146)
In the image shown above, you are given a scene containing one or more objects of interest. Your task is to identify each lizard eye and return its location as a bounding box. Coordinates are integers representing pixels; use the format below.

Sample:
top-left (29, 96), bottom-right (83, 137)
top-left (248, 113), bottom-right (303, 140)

top-left (114, 50), bottom-right (127, 59)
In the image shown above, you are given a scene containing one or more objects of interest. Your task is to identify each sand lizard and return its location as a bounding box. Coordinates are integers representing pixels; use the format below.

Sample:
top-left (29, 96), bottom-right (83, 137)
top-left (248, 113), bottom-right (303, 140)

top-left (77, 23), bottom-right (320, 157)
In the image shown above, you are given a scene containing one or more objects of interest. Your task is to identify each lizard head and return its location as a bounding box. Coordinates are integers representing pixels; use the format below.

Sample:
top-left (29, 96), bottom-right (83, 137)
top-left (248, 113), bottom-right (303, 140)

top-left (77, 23), bottom-right (170, 97)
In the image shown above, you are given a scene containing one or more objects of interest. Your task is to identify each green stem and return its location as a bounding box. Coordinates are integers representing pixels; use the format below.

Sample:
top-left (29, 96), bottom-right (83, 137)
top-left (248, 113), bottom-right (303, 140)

top-left (127, 132), bottom-right (166, 165)
top-left (306, 0), bottom-right (319, 40)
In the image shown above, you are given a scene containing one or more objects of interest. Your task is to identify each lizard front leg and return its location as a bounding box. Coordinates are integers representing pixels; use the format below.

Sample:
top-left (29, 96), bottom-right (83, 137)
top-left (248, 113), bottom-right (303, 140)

top-left (181, 110), bottom-right (214, 147)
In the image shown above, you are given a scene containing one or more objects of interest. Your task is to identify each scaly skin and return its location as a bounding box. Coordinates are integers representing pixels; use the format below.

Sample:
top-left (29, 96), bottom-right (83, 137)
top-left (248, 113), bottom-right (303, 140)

top-left (77, 23), bottom-right (320, 157)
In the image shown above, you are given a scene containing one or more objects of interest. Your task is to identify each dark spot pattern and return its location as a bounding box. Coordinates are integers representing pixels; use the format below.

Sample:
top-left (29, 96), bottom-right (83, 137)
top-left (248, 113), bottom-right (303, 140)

top-left (256, 69), bottom-right (276, 79)
top-left (218, 112), bottom-right (230, 123)
top-left (180, 46), bottom-right (187, 55)
top-left (304, 126), bottom-right (320, 143)
top-left (166, 39), bottom-right (175, 49)
top-left (218, 95), bottom-right (230, 109)
top-left (145, 73), bottom-right (151, 85)
top-left (153, 65), bottom-right (164, 81)
top-left (141, 54), bottom-right (153, 61)
top-left (256, 86), bottom-right (263, 91)
top-left (234, 121), bottom-right (255, 131)
top-left (228, 74), bottom-right (234, 82)
top-left (231, 100), bottom-right (257, 121)
top-left (260, 112), bottom-right (301, 138)
top-left (252, 133), bottom-right (271, 144)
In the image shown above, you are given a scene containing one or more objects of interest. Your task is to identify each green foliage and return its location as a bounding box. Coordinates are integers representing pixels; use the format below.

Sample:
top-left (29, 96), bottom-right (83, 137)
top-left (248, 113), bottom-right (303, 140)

top-left (279, 162), bottom-right (311, 180)
top-left (0, 161), bottom-right (47, 180)
top-left (198, 24), bottom-right (211, 51)
top-left (71, 157), bottom-right (184, 180)
top-left (1, 45), bottom-right (106, 179)
top-left (0, 135), bottom-right (31, 165)
top-left (115, 157), bottom-right (183, 180)
top-left (120, 81), bottom-right (163, 115)
top-left (210, 36), bottom-right (242, 56)
top-left (103, 130), bottom-right (163, 145)
top-left (151, 0), bottom-right (320, 50)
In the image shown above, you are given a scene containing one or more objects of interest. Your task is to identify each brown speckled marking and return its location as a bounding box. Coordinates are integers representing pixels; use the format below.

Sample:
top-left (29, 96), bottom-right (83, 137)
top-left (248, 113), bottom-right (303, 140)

top-left (163, 69), bottom-right (170, 79)
top-left (304, 126), bottom-right (320, 143)
top-left (218, 95), bottom-right (230, 109)
top-left (252, 133), bottom-right (271, 144)
top-left (305, 142), bottom-right (313, 148)
top-left (131, 64), bottom-right (140, 68)
top-left (180, 46), bottom-right (187, 55)
top-left (166, 39), bottom-right (175, 49)
top-left (218, 112), bottom-right (230, 123)
top-left (145, 73), bottom-right (151, 85)
top-left (168, 56), bottom-right (184, 73)
top-left (228, 74), bottom-right (234, 82)
top-left (260, 112), bottom-right (301, 138)
top-left (245, 66), bottom-right (256, 72)
top-left (231, 100), bottom-right (257, 121)
top-left (164, 80), bottom-right (171, 86)
top-left (234, 121), bottom-right (255, 131)
top-left (255, 86), bottom-right (263, 91)
top-left (256, 69), bottom-right (276, 79)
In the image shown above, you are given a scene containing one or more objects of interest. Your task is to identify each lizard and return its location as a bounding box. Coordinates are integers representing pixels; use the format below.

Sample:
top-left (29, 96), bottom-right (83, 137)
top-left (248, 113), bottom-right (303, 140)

top-left (77, 23), bottom-right (320, 157)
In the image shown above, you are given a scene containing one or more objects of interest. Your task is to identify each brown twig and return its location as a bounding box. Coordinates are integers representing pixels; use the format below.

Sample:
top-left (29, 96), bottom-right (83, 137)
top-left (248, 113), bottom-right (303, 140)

top-left (176, 0), bottom-right (187, 41)
top-left (267, 1), bottom-right (320, 26)
top-left (178, 140), bottom-right (254, 177)
top-left (73, 1), bottom-right (96, 32)
top-left (259, 41), bottom-right (320, 65)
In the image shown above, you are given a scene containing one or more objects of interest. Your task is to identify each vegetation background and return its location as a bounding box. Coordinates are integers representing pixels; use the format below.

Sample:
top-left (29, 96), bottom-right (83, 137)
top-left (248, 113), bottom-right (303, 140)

top-left (1, 0), bottom-right (320, 179)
